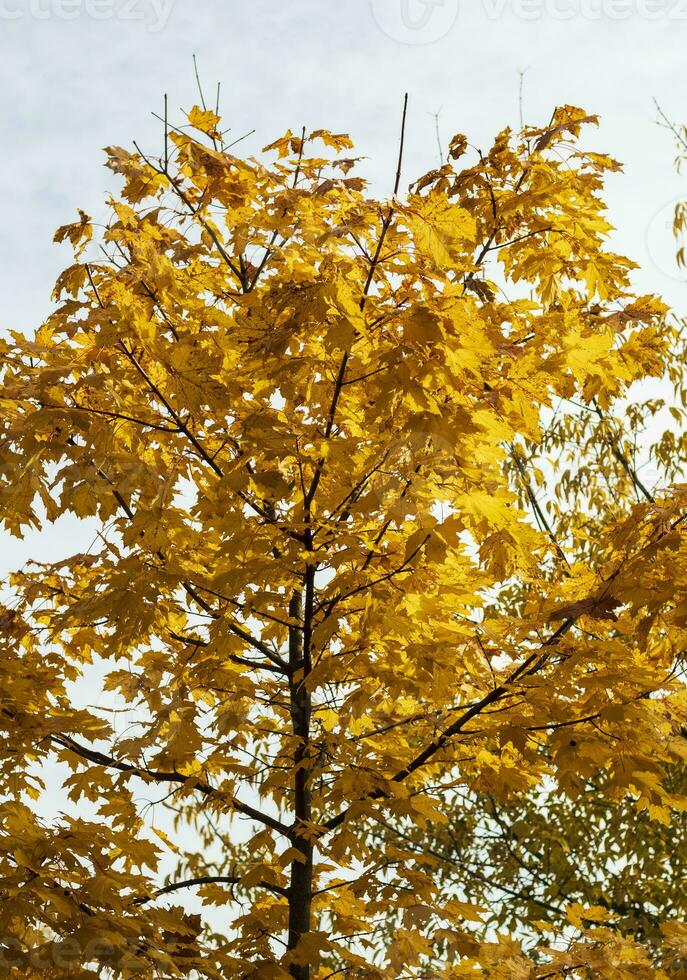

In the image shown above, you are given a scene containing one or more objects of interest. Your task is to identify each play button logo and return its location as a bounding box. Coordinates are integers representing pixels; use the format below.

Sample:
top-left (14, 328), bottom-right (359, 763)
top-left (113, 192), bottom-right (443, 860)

top-left (370, 0), bottom-right (459, 44)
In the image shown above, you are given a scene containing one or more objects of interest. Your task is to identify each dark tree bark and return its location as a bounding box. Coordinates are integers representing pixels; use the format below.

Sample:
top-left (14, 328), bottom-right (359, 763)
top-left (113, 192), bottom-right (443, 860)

top-left (287, 589), bottom-right (314, 980)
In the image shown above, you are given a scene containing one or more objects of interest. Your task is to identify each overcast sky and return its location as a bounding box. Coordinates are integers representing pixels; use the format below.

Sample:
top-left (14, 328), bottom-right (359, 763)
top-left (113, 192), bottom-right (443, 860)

top-left (2, 0), bottom-right (686, 574)
top-left (3, 0), bottom-right (687, 323)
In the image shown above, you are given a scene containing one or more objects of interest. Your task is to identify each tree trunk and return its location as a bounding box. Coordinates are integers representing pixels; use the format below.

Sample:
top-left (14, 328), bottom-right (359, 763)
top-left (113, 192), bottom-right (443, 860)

top-left (287, 591), bottom-right (313, 980)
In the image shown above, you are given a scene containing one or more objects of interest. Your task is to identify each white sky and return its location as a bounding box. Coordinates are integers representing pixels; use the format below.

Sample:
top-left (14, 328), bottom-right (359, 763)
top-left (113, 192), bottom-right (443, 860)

top-left (3, 0), bottom-right (687, 331)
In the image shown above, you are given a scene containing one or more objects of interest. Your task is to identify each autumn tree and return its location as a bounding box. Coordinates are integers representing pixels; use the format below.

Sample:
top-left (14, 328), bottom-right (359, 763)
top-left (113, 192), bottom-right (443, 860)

top-left (2, 94), bottom-right (687, 978)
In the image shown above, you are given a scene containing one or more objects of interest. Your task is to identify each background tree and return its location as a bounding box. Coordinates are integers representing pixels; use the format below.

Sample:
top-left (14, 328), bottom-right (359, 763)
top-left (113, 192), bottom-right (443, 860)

top-left (393, 105), bottom-right (687, 970)
top-left (396, 402), bottom-right (687, 956)
top-left (1, 93), bottom-right (687, 978)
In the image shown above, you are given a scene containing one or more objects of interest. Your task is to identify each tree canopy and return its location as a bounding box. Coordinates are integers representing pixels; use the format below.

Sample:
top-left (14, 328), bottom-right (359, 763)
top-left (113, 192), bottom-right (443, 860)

top-left (1, 97), bottom-right (687, 978)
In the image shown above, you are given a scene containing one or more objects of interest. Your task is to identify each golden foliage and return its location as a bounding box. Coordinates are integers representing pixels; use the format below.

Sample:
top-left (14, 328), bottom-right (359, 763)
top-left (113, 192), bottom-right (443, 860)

top-left (1, 99), bottom-right (687, 977)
